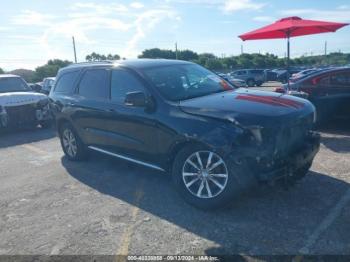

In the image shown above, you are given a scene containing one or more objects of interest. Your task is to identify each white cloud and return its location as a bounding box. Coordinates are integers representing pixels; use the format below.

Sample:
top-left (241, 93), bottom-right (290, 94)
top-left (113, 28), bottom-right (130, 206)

top-left (122, 9), bottom-right (180, 58)
top-left (161, 0), bottom-right (265, 13)
top-left (0, 26), bottom-right (10, 31)
top-left (10, 3), bottom-right (181, 60)
top-left (253, 16), bottom-right (274, 22)
top-left (12, 10), bottom-right (56, 26)
top-left (222, 0), bottom-right (265, 13)
top-left (130, 2), bottom-right (145, 9)
top-left (280, 8), bottom-right (350, 22)
top-left (71, 2), bottom-right (129, 14)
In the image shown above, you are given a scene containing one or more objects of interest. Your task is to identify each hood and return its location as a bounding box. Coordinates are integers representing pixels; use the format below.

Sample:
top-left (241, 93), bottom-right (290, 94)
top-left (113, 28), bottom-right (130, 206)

top-left (0, 92), bottom-right (48, 107)
top-left (179, 88), bottom-right (315, 127)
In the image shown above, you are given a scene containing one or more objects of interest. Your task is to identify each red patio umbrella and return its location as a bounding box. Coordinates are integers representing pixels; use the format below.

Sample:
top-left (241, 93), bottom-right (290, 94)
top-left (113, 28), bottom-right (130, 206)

top-left (239, 16), bottom-right (348, 78)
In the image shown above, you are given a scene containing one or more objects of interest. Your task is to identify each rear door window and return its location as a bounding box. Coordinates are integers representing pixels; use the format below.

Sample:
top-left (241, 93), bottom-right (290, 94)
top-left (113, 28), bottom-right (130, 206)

top-left (330, 73), bottom-right (350, 88)
top-left (111, 69), bottom-right (145, 104)
top-left (54, 71), bottom-right (80, 94)
top-left (78, 69), bottom-right (110, 99)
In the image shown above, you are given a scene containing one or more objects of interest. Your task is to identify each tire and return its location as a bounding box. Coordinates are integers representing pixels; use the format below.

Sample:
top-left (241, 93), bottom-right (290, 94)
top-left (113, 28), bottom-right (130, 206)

top-left (172, 145), bottom-right (246, 210)
top-left (59, 122), bottom-right (87, 161)
top-left (247, 79), bottom-right (255, 87)
top-left (292, 162), bottom-right (312, 182)
top-left (256, 81), bottom-right (263, 87)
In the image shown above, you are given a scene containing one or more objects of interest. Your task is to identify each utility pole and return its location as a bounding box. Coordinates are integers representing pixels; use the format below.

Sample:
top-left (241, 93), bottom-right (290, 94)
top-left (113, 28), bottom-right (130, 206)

top-left (72, 36), bottom-right (77, 63)
top-left (175, 42), bottom-right (178, 60)
top-left (324, 41), bottom-right (327, 56)
top-left (241, 44), bottom-right (243, 55)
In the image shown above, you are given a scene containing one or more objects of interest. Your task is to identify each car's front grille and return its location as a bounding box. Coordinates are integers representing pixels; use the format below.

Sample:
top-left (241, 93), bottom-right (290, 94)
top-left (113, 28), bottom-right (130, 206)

top-left (5, 104), bottom-right (37, 126)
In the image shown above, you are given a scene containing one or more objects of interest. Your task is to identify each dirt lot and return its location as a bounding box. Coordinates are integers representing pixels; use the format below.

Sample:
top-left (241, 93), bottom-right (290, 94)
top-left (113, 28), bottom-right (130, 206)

top-left (0, 119), bottom-right (349, 258)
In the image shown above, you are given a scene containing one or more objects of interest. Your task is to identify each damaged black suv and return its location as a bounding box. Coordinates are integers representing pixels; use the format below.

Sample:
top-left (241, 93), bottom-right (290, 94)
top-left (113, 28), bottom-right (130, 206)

top-left (50, 60), bottom-right (320, 209)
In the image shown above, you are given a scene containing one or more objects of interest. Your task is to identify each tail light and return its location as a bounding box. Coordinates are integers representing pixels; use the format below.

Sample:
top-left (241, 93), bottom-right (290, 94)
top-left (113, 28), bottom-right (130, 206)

top-left (275, 87), bottom-right (285, 93)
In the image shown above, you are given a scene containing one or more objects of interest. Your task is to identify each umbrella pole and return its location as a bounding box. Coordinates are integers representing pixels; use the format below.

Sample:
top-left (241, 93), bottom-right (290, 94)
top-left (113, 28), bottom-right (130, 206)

top-left (287, 34), bottom-right (290, 90)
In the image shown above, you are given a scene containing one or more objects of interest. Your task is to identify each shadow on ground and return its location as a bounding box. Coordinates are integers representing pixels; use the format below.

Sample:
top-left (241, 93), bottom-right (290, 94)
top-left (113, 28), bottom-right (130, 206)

top-left (61, 151), bottom-right (350, 255)
top-left (0, 127), bottom-right (56, 149)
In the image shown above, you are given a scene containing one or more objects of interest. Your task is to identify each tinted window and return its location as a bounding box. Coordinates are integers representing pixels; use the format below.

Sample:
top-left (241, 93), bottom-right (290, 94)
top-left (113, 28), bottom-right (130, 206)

top-left (235, 71), bottom-right (245, 75)
top-left (318, 76), bottom-right (330, 86)
top-left (0, 77), bottom-right (30, 93)
top-left (330, 73), bottom-right (350, 87)
top-left (54, 71), bottom-right (79, 94)
top-left (79, 69), bottom-right (110, 99)
top-left (111, 70), bottom-right (145, 103)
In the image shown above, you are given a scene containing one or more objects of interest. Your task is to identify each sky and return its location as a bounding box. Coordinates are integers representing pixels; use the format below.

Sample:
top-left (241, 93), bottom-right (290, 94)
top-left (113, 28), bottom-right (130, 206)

top-left (0, 0), bottom-right (349, 70)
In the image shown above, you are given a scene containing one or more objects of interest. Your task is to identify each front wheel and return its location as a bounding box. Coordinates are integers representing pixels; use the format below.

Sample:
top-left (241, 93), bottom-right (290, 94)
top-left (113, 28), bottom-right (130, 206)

top-left (172, 145), bottom-right (244, 210)
top-left (59, 123), bottom-right (87, 161)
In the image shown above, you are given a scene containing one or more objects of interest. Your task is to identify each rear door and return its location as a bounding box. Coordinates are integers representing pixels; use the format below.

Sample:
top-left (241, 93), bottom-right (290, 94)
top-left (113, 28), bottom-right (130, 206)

top-left (326, 71), bottom-right (350, 117)
top-left (72, 68), bottom-right (112, 146)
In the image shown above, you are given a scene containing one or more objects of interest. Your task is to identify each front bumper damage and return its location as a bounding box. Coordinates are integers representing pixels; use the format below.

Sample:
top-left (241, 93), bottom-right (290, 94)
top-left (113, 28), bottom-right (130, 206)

top-left (0, 103), bottom-right (52, 128)
top-left (230, 131), bottom-right (321, 183)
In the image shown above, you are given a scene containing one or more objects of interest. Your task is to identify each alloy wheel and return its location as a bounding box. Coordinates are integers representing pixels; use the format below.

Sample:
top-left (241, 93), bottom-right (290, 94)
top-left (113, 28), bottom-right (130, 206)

top-left (62, 128), bottom-right (78, 158)
top-left (182, 151), bottom-right (228, 199)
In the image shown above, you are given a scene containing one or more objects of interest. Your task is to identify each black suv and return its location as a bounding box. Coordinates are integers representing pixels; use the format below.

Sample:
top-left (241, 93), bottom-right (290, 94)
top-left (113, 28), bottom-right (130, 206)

top-left (50, 59), bottom-right (320, 209)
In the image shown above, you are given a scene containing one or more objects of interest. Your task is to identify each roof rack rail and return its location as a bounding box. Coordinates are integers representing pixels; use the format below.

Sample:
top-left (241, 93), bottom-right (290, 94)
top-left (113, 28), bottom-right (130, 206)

top-left (67, 60), bottom-right (116, 67)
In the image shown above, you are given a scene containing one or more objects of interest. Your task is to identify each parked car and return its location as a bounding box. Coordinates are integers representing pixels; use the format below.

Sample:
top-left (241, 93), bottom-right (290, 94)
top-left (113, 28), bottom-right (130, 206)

top-left (50, 60), bottom-right (320, 210)
top-left (276, 67), bottom-right (350, 123)
top-left (275, 69), bottom-right (301, 83)
top-left (28, 83), bottom-right (42, 92)
top-left (217, 73), bottom-right (247, 87)
top-left (226, 77), bottom-right (247, 87)
top-left (264, 69), bottom-right (278, 82)
top-left (0, 74), bottom-right (52, 129)
top-left (229, 69), bottom-right (265, 87)
top-left (41, 77), bottom-right (56, 95)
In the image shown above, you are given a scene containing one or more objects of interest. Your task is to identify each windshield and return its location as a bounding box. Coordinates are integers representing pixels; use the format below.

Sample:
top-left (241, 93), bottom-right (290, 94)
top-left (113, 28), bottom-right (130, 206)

top-left (143, 64), bottom-right (234, 101)
top-left (0, 77), bottom-right (30, 93)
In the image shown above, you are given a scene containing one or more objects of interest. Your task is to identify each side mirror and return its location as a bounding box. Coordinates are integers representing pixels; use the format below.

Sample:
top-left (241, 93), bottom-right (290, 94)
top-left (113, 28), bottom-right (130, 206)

top-left (124, 91), bottom-right (147, 107)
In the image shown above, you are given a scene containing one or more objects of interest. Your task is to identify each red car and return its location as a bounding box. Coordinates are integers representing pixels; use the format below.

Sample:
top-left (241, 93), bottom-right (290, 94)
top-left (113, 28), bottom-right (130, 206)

top-left (276, 67), bottom-right (350, 123)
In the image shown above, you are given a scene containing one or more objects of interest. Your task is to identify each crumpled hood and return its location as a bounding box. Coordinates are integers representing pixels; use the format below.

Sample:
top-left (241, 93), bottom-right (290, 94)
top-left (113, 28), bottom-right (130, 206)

top-left (0, 92), bottom-right (48, 107)
top-left (179, 88), bottom-right (315, 127)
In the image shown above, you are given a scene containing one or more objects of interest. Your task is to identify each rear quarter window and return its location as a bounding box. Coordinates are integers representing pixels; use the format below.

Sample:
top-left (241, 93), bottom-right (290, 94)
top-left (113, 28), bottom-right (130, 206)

top-left (54, 70), bottom-right (80, 94)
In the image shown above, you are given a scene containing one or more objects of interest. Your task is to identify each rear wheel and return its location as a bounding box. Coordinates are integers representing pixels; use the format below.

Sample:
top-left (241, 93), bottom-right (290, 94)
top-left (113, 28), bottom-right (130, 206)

top-left (256, 81), bottom-right (263, 87)
top-left (172, 145), bottom-right (244, 210)
top-left (59, 123), bottom-right (87, 161)
top-left (247, 79), bottom-right (255, 87)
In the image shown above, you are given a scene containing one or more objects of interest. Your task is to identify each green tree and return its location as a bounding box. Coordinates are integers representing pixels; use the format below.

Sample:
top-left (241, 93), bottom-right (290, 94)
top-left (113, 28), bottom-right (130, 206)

top-left (86, 52), bottom-right (120, 61)
top-left (138, 48), bottom-right (176, 59)
top-left (0, 68), bottom-right (4, 74)
top-left (33, 59), bottom-right (72, 82)
top-left (178, 50), bottom-right (199, 61)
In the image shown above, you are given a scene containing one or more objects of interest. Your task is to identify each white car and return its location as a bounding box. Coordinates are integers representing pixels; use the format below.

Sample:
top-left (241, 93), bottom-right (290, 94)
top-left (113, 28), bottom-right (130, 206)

top-left (0, 74), bottom-right (52, 129)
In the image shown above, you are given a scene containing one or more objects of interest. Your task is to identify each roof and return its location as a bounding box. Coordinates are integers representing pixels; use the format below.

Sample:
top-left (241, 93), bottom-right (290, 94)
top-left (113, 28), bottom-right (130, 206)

top-left (0, 74), bottom-right (20, 78)
top-left (299, 67), bottom-right (350, 82)
top-left (64, 59), bottom-right (193, 71)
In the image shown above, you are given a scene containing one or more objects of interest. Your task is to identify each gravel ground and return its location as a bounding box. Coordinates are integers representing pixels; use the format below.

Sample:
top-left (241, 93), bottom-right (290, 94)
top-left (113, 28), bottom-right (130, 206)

top-left (0, 120), bottom-right (349, 258)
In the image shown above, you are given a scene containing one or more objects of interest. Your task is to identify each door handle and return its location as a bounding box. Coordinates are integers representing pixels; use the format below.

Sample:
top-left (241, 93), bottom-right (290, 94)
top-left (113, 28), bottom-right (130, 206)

top-left (67, 102), bottom-right (76, 106)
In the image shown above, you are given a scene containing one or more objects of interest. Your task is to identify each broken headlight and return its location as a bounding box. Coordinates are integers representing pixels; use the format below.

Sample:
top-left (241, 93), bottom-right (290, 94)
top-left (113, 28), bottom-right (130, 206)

top-left (246, 126), bottom-right (263, 144)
